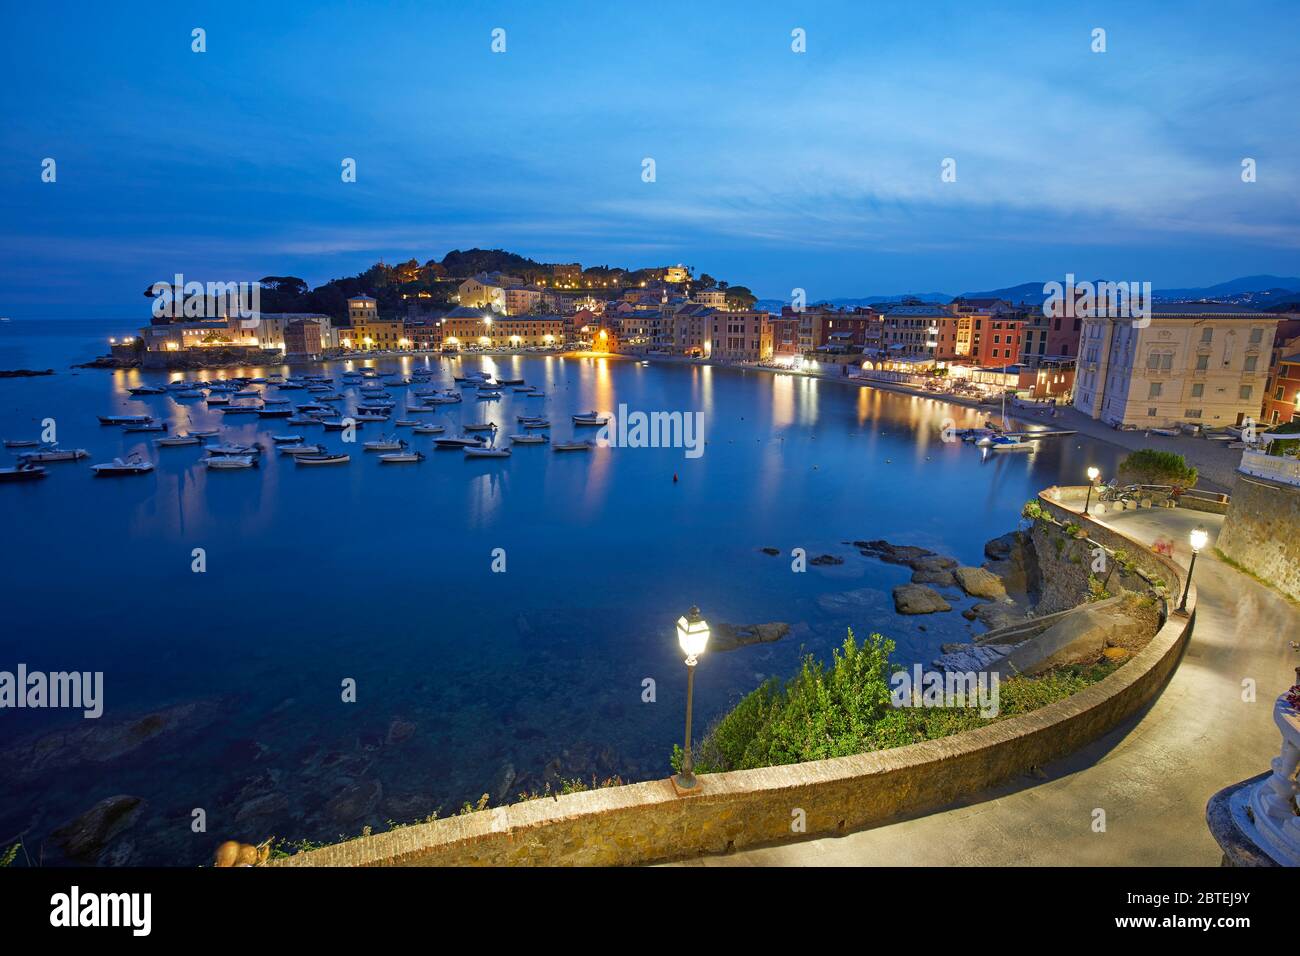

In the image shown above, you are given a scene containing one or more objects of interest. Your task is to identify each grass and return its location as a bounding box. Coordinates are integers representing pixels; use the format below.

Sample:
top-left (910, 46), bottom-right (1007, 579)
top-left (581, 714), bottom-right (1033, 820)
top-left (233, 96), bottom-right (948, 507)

top-left (672, 629), bottom-right (1120, 775)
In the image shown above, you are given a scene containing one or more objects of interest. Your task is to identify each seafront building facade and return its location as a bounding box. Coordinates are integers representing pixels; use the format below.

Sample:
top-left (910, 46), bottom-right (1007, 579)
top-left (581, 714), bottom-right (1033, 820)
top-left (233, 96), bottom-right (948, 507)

top-left (440, 308), bottom-right (563, 349)
top-left (1072, 304), bottom-right (1279, 428)
top-left (709, 310), bottom-right (773, 362)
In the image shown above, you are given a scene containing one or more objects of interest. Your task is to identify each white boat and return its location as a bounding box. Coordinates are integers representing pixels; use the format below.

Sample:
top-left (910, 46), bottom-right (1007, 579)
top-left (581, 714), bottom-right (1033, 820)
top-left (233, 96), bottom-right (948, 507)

top-left (423, 395), bottom-right (462, 405)
top-left (988, 436), bottom-right (1034, 452)
top-left (207, 442), bottom-right (261, 456)
top-left (394, 419), bottom-right (420, 427)
top-left (190, 429), bottom-right (220, 438)
top-left (3, 439), bottom-right (39, 448)
top-left (271, 434), bottom-right (304, 443)
top-left (277, 443), bottom-right (326, 456)
top-left (0, 462), bottom-right (47, 482)
top-left (464, 445), bottom-right (511, 458)
top-left (124, 420), bottom-right (168, 432)
top-left (508, 433), bottom-right (548, 444)
top-left (476, 390), bottom-right (503, 400)
top-left (434, 436), bottom-right (487, 449)
top-left (463, 422), bottom-right (498, 433)
top-left (516, 415), bottom-right (546, 423)
top-left (99, 414), bottom-right (153, 426)
top-left (354, 412), bottom-right (389, 422)
top-left (523, 419), bottom-right (551, 430)
top-left (363, 436), bottom-right (406, 451)
top-left (204, 454), bottom-right (258, 469)
top-left (92, 453), bottom-right (154, 476)
top-left (287, 415), bottom-right (324, 426)
top-left (205, 395), bottom-right (231, 405)
top-left (412, 424), bottom-right (445, 435)
top-left (19, 447), bottom-right (90, 462)
top-left (379, 451), bottom-right (425, 463)
top-left (553, 440), bottom-right (593, 452)
top-left (155, 435), bottom-right (203, 447)
top-left (294, 453), bottom-right (350, 466)
top-left (572, 412), bottom-right (608, 426)
top-left (128, 385), bottom-right (165, 395)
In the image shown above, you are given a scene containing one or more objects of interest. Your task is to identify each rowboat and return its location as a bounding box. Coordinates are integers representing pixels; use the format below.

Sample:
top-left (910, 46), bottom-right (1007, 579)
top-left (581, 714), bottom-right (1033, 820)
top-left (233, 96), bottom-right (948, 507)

top-left (464, 445), bottom-right (511, 458)
top-left (363, 436), bottom-right (406, 452)
top-left (4, 439), bottom-right (39, 448)
top-left (434, 436), bottom-right (487, 449)
top-left (128, 385), bottom-right (165, 395)
top-left (206, 442), bottom-right (261, 456)
top-left (270, 434), bottom-right (304, 443)
top-left (155, 435), bottom-right (203, 447)
top-left (523, 419), bottom-right (550, 429)
top-left (124, 420), bottom-right (168, 432)
top-left (572, 412), bottom-right (608, 426)
top-left (379, 451), bottom-right (425, 463)
top-left (394, 420), bottom-right (420, 427)
top-left (19, 447), bottom-right (89, 462)
top-left (98, 414), bottom-right (153, 426)
top-left (553, 440), bottom-right (593, 452)
top-left (508, 433), bottom-right (548, 444)
top-left (277, 443), bottom-right (326, 456)
top-left (294, 453), bottom-right (350, 465)
top-left (204, 454), bottom-right (258, 469)
top-left (412, 425), bottom-right (445, 435)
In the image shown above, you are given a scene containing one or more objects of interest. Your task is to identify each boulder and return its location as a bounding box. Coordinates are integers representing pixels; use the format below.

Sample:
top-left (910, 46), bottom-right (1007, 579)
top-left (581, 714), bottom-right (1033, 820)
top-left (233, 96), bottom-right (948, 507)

top-left (711, 622), bottom-right (791, 652)
top-left (933, 643), bottom-right (1012, 672)
top-left (911, 554), bottom-right (957, 573)
top-left (52, 795), bottom-right (144, 863)
top-left (324, 779), bottom-right (383, 824)
top-left (760, 547), bottom-right (780, 556)
top-left (817, 588), bottom-right (886, 614)
top-left (892, 584), bottom-right (951, 615)
top-left (911, 568), bottom-right (956, 587)
top-left (858, 540), bottom-right (935, 565)
top-left (997, 601), bottom-right (1146, 676)
top-left (954, 566), bottom-right (1007, 600)
top-left (809, 554), bottom-right (844, 566)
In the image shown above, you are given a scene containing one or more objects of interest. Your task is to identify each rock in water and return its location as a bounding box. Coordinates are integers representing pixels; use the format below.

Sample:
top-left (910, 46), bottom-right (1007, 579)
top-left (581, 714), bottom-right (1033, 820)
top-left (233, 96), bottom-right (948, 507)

top-left (809, 554), bottom-right (844, 566)
top-left (954, 566), bottom-right (1008, 600)
top-left (711, 622), bottom-right (791, 652)
top-left (892, 584), bottom-right (952, 615)
top-left (52, 795), bottom-right (144, 863)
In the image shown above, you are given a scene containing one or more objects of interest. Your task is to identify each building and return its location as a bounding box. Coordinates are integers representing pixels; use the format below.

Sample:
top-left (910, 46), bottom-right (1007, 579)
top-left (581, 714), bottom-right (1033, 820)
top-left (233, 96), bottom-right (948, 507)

top-left (339, 299), bottom-right (404, 350)
top-left (458, 275), bottom-right (506, 312)
top-left (665, 265), bottom-right (690, 284)
top-left (818, 311), bottom-right (877, 354)
top-left (284, 318), bottom-right (324, 357)
top-left (1073, 304), bottom-right (1279, 428)
top-left (504, 285), bottom-right (542, 316)
top-left (971, 314), bottom-right (1025, 368)
top-left (671, 304), bottom-right (714, 356)
top-left (1261, 316), bottom-right (1300, 424)
top-left (692, 287), bottom-right (728, 310)
top-left (551, 263), bottom-right (582, 285)
top-left (404, 318), bottom-right (445, 351)
top-left (439, 307), bottom-right (563, 350)
top-left (876, 303), bottom-right (949, 365)
top-left (708, 310), bottom-right (772, 362)
top-left (1262, 352), bottom-right (1300, 426)
top-left (348, 295), bottom-right (378, 324)
top-left (768, 316), bottom-right (800, 357)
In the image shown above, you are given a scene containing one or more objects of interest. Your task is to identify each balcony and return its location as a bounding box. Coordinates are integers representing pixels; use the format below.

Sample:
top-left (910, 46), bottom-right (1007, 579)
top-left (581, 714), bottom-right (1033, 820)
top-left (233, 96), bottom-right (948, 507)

top-left (1239, 448), bottom-right (1300, 487)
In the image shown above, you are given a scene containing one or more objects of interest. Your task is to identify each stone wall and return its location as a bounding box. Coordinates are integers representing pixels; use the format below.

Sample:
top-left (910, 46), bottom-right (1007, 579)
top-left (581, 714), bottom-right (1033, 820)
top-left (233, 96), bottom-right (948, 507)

top-left (1217, 475), bottom-right (1300, 601)
top-left (274, 488), bottom-right (1195, 868)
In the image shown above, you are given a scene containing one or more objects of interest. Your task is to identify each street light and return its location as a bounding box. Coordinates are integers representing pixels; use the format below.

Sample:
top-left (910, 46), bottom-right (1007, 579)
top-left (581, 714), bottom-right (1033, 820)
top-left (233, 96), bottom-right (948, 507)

top-left (1179, 525), bottom-right (1209, 612)
top-left (1084, 466), bottom-right (1100, 514)
top-left (673, 606), bottom-right (710, 793)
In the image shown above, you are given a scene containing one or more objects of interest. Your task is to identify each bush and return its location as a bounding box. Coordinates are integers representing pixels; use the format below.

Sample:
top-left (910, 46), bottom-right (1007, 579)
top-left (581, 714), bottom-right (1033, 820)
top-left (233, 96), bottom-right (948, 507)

top-left (1118, 449), bottom-right (1198, 488)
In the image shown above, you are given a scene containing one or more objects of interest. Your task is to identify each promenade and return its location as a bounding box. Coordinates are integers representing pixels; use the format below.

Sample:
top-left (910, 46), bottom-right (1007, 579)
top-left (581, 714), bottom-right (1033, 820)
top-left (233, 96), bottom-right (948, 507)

top-left (677, 502), bottom-right (1298, 866)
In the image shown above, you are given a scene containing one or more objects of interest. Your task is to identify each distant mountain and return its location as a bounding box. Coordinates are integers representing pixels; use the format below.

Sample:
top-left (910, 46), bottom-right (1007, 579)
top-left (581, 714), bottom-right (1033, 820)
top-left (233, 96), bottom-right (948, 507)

top-left (955, 282), bottom-right (1053, 305)
top-left (1156, 275), bottom-right (1300, 300)
top-left (756, 293), bottom-right (951, 313)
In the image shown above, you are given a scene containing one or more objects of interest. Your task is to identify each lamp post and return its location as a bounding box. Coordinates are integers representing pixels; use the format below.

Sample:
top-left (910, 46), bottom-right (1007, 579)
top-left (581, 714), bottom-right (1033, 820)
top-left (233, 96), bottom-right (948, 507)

top-left (673, 606), bottom-right (710, 793)
top-left (1084, 466), bottom-right (1100, 514)
top-left (1179, 525), bottom-right (1209, 612)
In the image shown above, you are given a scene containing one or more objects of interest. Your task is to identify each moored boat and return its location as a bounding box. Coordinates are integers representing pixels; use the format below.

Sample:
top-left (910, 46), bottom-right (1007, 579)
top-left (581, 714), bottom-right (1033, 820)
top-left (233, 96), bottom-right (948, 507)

top-left (92, 453), bottom-right (154, 476)
top-left (508, 433), bottom-right (548, 444)
top-left (294, 453), bottom-right (350, 465)
top-left (553, 440), bottom-right (593, 452)
top-left (19, 446), bottom-right (90, 462)
top-left (98, 414), bottom-right (153, 426)
top-left (204, 454), bottom-right (258, 469)
top-left (0, 462), bottom-right (47, 482)
top-left (464, 445), bottom-right (511, 458)
top-left (379, 450), bottom-right (425, 463)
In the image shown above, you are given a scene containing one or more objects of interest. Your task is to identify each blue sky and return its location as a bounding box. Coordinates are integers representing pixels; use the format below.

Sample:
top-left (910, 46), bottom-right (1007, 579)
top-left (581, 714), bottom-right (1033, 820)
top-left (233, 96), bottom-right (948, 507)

top-left (1, 0), bottom-right (1297, 317)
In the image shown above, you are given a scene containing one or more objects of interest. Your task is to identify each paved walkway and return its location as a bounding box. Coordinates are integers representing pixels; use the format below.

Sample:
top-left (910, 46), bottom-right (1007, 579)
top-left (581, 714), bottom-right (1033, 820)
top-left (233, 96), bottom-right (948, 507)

top-left (677, 505), bottom-right (1298, 866)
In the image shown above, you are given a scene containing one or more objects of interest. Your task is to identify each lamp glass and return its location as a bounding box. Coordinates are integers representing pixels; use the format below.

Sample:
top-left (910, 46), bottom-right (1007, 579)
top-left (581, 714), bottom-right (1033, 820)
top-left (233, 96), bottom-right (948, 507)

top-left (676, 613), bottom-right (710, 659)
top-left (1189, 527), bottom-right (1208, 553)
top-left (1086, 466), bottom-right (1100, 481)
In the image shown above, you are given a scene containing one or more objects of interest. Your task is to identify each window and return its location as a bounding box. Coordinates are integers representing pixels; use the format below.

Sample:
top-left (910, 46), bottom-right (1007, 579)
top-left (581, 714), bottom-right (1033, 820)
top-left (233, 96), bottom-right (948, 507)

top-left (1148, 382), bottom-right (1163, 399)
top-left (1146, 352), bottom-right (1160, 370)
top-left (1244, 355), bottom-right (1257, 372)
top-left (1192, 383), bottom-right (1204, 398)
top-left (1277, 387), bottom-right (1285, 401)
top-left (1200, 327), bottom-right (1213, 344)
top-left (1240, 385), bottom-right (1253, 400)
top-left (1147, 407), bottom-right (1158, 416)
top-left (1196, 355), bottom-right (1209, 371)
top-left (1250, 327), bottom-right (1263, 345)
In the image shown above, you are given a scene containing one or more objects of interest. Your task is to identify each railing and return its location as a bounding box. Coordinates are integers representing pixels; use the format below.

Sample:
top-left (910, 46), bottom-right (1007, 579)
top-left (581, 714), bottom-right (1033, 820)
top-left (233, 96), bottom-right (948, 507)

top-left (1246, 691), bottom-right (1300, 866)
top-left (1238, 448), bottom-right (1300, 486)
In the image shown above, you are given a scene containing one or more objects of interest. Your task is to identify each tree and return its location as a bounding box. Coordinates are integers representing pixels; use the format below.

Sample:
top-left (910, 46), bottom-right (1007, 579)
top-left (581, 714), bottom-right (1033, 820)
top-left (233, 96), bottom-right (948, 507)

top-left (1117, 449), bottom-right (1198, 488)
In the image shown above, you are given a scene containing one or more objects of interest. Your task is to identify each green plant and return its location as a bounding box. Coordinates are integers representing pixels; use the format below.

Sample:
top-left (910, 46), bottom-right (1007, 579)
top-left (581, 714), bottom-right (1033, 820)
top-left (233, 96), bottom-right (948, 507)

top-left (1087, 574), bottom-right (1112, 602)
top-left (1118, 449), bottom-right (1198, 488)
top-left (0, 843), bottom-right (18, 867)
top-left (1021, 499), bottom-right (1047, 523)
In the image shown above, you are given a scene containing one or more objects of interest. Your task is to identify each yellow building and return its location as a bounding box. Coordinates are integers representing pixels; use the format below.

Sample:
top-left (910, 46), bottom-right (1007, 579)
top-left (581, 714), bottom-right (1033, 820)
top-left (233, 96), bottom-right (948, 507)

top-left (708, 310), bottom-right (773, 362)
top-left (1074, 304), bottom-right (1279, 428)
top-left (439, 308), bottom-right (563, 350)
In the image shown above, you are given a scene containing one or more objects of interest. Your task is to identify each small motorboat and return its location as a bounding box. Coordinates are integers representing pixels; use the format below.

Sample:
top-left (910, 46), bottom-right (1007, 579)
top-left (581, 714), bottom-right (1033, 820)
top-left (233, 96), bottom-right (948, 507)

top-left (354, 412), bottom-right (389, 422)
top-left (277, 443), bottom-right (326, 456)
top-left (464, 445), bottom-right (511, 458)
top-left (412, 424), bottom-right (445, 435)
top-left (516, 415), bottom-right (546, 423)
top-left (380, 450), bottom-right (425, 463)
top-left (205, 394), bottom-right (231, 405)
top-left (287, 415), bottom-right (325, 426)
top-left (124, 420), bottom-right (168, 432)
top-left (204, 454), bottom-right (258, 469)
top-left (271, 434), bottom-right (304, 443)
top-left (363, 436), bottom-right (406, 452)
top-left (190, 429), bottom-right (220, 438)
top-left (206, 442), bottom-right (261, 456)
top-left (98, 414), bottom-right (154, 426)
top-left (394, 419), bottom-right (420, 427)
top-left (128, 385), bottom-right (166, 395)
top-left (0, 462), bottom-right (47, 482)
top-left (512, 386), bottom-right (536, 393)
top-left (423, 394), bottom-right (462, 405)
top-left (509, 433), bottom-right (548, 444)
top-left (220, 404), bottom-right (263, 415)
top-left (174, 389), bottom-right (207, 399)
top-left (987, 436), bottom-right (1034, 452)
top-left (155, 435), bottom-right (203, 447)
top-left (463, 422), bottom-right (498, 432)
top-left (434, 436), bottom-right (487, 449)
top-left (4, 439), bottom-right (39, 448)
top-left (92, 453), bottom-right (154, 476)
top-left (497, 378), bottom-right (525, 386)
top-left (322, 419), bottom-right (362, 431)
top-left (257, 408), bottom-right (292, 418)
top-left (526, 391), bottom-right (546, 397)
top-left (294, 453), bottom-right (350, 465)
top-left (523, 419), bottom-right (551, 430)
top-left (572, 412), bottom-right (608, 426)
top-left (553, 440), bottom-right (593, 452)
top-left (476, 390), bottom-right (503, 400)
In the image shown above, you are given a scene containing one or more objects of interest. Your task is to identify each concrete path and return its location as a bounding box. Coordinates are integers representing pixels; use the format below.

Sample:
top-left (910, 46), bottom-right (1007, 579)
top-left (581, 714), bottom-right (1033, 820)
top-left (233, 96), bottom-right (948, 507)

top-left (676, 505), bottom-right (1299, 866)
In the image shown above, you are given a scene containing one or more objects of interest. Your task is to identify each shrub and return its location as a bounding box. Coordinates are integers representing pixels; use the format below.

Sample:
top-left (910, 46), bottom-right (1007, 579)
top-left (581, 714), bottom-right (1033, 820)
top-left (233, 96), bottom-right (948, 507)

top-left (1118, 449), bottom-right (1198, 488)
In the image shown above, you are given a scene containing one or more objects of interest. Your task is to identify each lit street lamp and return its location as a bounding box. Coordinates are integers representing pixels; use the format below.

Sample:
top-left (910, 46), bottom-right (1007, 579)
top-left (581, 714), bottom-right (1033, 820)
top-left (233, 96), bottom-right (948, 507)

top-left (1179, 525), bottom-right (1209, 612)
top-left (673, 606), bottom-right (710, 792)
top-left (1084, 466), bottom-right (1100, 514)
